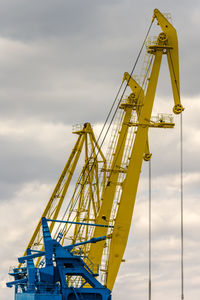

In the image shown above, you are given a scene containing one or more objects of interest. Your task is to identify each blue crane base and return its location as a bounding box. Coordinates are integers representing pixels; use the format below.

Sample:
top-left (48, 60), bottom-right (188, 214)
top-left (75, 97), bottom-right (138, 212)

top-left (7, 218), bottom-right (111, 300)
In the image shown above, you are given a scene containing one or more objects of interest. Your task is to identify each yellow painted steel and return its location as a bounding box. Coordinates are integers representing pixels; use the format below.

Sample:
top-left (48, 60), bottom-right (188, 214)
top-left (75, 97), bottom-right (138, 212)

top-left (60, 122), bottom-right (107, 247)
top-left (123, 72), bottom-right (152, 160)
top-left (88, 80), bottom-right (144, 272)
top-left (106, 9), bottom-right (183, 290)
top-left (107, 49), bottom-right (163, 290)
top-left (152, 9), bottom-right (184, 114)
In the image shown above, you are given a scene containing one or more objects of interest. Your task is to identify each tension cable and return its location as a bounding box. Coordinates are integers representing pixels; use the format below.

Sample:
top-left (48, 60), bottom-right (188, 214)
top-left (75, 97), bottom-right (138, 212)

top-left (148, 159), bottom-right (152, 300)
top-left (180, 113), bottom-right (184, 300)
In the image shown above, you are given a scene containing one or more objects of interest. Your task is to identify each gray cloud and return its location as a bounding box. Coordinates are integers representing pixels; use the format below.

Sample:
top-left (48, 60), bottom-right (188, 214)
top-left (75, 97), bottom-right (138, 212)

top-left (0, 0), bottom-right (199, 125)
top-left (0, 1), bottom-right (200, 300)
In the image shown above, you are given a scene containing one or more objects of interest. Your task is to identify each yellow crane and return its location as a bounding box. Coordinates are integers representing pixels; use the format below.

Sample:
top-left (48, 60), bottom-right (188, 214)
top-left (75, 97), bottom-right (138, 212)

top-left (20, 8), bottom-right (183, 292)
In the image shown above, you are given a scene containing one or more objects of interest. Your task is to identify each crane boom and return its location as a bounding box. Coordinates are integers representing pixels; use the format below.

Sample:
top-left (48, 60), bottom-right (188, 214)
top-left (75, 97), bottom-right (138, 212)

top-left (107, 50), bottom-right (163, 290)
top-left (88, 80), bottom-right (144, 269)
top-left (153, 9), bottom-right (183, 114)
top-left (106, 9), bottom-right (184, 290)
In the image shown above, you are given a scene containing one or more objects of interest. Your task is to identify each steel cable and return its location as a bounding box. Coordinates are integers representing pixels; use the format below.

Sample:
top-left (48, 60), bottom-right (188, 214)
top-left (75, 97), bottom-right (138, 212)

top-left (168, 48), bottom-right (184, 300)
top-left (180, 113), bottom-right (184, 300)
top-left (149, 159), bottom-right (152, 300)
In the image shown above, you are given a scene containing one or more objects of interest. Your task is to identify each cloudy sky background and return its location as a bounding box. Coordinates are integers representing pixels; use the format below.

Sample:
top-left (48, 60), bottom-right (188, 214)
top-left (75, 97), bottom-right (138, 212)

top-left (0, 0), bottom-right (200, 299)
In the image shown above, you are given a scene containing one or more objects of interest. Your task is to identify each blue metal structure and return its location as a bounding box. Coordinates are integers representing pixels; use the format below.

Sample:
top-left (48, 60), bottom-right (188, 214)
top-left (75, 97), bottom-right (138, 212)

top-left (7, 218), bottom-right (111, 300)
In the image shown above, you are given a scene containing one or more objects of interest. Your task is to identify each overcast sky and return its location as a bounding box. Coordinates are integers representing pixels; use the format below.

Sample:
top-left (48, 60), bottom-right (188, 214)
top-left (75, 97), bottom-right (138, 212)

top-left (0, 1), bottom-right (200, 300)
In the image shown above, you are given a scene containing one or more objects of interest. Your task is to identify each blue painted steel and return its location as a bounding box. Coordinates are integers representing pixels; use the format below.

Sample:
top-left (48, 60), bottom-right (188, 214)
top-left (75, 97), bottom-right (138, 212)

top-left (46, 218), bottom-right (114, 228)
top-left (7, 217), bottom-right (111, 300)
top-left (18, 251), bottom-right (45, 264)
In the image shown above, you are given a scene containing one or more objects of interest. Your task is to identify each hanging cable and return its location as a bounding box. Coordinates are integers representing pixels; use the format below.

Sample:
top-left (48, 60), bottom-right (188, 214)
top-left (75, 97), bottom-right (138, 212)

top-left (180, 113), bottom-right (184, 300)
top-left (148, 159), bottom-right (152, 300)
top-left (168, 49), bottom-right (184, 300)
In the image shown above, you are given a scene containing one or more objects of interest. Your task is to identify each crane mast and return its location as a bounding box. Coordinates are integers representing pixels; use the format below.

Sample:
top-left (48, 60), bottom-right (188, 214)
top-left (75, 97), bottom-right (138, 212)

top-left (7, 8), bottom-right (183, 300)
